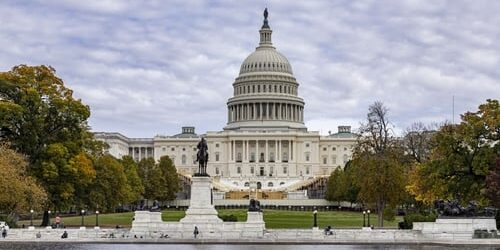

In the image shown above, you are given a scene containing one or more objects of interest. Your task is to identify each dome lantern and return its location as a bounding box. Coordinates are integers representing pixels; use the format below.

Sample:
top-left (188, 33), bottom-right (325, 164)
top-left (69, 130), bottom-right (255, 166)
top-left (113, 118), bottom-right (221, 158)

top-left (259, 8), bottom-right (273, 48)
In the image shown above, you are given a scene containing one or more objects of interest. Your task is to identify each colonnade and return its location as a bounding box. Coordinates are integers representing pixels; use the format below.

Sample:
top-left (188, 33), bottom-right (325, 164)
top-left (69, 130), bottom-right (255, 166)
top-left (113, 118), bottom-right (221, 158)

top-left (130, 147), bottom-right (154, 161)
top-left (228, 139), bottom-right (294, 163)
top-left (228, 102), bottom-right (304, 123)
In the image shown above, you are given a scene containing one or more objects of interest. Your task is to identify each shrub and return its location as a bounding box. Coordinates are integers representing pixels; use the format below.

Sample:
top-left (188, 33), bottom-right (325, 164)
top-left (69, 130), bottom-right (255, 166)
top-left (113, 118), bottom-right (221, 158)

top-left (399, 213), bottom-right (437, 229)
top-left (219, 214), bottom-right (238, 222)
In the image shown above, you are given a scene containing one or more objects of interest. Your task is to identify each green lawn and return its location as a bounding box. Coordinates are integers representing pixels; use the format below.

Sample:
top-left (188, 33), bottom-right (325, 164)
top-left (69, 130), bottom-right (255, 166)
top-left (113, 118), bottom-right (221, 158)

top-left (19, 209), bottom-right (401, 229)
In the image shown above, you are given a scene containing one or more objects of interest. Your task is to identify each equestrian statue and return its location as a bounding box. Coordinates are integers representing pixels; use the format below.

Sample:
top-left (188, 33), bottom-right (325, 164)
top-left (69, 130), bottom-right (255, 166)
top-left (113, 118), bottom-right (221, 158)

top-left (195, 137), bottom-right (209, 176)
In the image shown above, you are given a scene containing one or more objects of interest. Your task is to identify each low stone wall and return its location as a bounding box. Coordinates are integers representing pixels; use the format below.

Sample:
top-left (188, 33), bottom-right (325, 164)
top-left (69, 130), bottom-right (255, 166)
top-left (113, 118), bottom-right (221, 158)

top-left (413, 218), bottom-right (498, 241)
top-left (2, 227), bottom-right (500, 245)
top-left (130, 211), bottom-right (266, 239)
top-left (1, 227), bottom-right (128, 241)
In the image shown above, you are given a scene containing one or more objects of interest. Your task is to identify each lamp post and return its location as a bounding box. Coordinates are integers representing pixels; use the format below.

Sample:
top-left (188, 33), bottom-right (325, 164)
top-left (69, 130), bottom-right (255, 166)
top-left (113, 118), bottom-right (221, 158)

top-left (95, 211), bottom-right (99, 227)
top-left (48, 210), bottom-right (51, 227)
top-left (363, 211), bottom-right (366, 227)
top-left (81, 209), bottom-right (85, 227)
top-left (367, 210), bottom-right (371, 228)
top-left (30, 209), bottom-right (34, 226)
top-left (313, 209), bottom-right (318, 228)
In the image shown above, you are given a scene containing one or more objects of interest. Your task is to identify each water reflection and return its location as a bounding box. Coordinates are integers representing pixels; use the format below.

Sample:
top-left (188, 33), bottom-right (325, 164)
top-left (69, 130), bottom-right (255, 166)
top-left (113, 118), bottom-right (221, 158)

top-left (0, 243), bottom-right (497, 250)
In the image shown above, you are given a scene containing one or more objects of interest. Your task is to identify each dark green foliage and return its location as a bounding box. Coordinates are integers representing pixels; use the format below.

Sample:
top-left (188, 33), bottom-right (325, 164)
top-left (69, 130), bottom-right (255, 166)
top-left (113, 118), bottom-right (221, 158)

top-left (399, 213), bottom-right (437, 229)
top-left (218, 214), bottom-right (238, 222)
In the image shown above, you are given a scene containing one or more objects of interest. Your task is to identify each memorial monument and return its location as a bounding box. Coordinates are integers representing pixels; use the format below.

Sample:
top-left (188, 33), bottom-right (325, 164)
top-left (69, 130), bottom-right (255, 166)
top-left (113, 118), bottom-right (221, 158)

top-left (131, 137), bottom-right (265, 239)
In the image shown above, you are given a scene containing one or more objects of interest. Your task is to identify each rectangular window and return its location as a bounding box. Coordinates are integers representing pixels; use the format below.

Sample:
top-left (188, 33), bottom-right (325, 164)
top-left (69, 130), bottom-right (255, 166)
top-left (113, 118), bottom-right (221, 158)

top-left (306, 166), bottom-right (310, 175)
top-left (250, 166), bottom-right (254, 174)
top-left (215, 153), bottom-right (220, 162)
top-left (323, 157), bottom-right (327, 164)
top-left (283, 166), bottom-right (287, 174)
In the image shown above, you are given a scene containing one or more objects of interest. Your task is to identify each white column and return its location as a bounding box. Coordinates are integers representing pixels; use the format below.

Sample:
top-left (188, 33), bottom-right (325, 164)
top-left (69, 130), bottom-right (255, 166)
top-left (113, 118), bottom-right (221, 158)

top-left (275, 140), bottom-right (278, 163)
top-left (248, 104), bottom-right (250, 120)
top-left (260, 103), bottom-right (263, 120)
top-left (286, 104), bottom-right (289, 120)
top-left (231, 140), bottom-right (234, 161)
top-left (288, 140), bottom-right (291, 162)
top-left (245, 140), bottom-right (248, 161)
top-left (277, 140), bottom-right (281, 162)
top-left (265, 140), bottom-right (268, 162)
top-left (256, 140), bottom-right (259, 162)
top-left (291, 141), bottom-right (294, 161)
top-left (267, 103), bottom-right (270, 120)
top-left (139, 147), bottom-right (142, 160)
top-left (253, 103), bottom-right (256, 120)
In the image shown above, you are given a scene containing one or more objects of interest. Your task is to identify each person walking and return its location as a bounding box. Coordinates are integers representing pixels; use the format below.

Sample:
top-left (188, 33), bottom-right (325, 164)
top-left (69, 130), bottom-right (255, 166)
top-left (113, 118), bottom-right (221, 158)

top-left (2, 228), bottom-right (7, 238)
top-left (193, 226), bottom-right (199, 239)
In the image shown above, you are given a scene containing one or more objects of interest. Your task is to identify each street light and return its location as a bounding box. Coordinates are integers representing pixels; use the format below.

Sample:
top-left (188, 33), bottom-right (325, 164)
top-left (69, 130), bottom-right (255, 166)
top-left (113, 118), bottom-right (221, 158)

top-left (95, 211), bottom-right (99, 227)
top-left (81, 209), bottom-right (85, 227)
top-left (367, 210), bottom-right (371, 228)
top-left (30, 209), bottom-right (34, 226)
top-left (313, 209), bottom-right (318, 228)
top-left (363, 211), bottom-right (366, 227)
top-left (48, 210), bottom-right (51, 226)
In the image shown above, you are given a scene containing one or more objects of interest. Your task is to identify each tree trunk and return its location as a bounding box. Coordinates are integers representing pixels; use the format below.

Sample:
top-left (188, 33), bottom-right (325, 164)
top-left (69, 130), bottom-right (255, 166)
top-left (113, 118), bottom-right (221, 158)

top-left (377, 200), bottom-right (385, 227)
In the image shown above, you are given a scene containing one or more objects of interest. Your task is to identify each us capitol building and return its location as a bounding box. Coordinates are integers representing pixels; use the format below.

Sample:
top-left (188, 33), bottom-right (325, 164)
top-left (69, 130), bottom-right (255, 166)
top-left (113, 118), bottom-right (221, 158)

top-left (95, 10), bottom-right (356, 198)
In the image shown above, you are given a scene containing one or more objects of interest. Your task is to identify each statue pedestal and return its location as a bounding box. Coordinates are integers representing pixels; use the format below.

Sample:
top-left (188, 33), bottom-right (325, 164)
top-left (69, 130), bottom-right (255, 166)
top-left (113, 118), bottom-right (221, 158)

top-left (180, 176), bottom-right (222, 223)
top-left (241, 211), bottom-right (265, 238)
top-left (413, 217), bottom-right (497, 240)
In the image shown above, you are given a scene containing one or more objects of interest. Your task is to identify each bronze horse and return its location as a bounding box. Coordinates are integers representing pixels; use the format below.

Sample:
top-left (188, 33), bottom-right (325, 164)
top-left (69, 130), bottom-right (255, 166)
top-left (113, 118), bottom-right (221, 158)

top-left (196, 138), bottom-right (209, 176)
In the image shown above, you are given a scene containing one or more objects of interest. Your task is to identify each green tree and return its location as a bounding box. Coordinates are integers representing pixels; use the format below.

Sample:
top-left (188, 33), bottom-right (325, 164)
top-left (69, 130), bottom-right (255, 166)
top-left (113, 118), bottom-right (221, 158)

top-left (89, 155), bottom-right (129, 212)
top-left (121, 156), bottom-right (145, 204)
top-left (351, 101), bottom-right (409, 227)
top-left (158, 155), bottom-right (180, 201)
top-left (325, 167), bottom-right (346, 205)
top-left (408, 99), bottom-right (499, 205)
top-left (138, 157), bottom-right (162, 200)
top-left (0, 65), bottom-right (93, 217)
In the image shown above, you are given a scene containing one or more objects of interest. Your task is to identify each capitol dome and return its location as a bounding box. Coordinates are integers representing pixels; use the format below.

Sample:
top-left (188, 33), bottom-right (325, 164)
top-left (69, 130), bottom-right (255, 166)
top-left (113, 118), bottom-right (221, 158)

top-left (224, 8), bottom-right (306, 131)
top-left (239, 49), bottom-right (293, 75)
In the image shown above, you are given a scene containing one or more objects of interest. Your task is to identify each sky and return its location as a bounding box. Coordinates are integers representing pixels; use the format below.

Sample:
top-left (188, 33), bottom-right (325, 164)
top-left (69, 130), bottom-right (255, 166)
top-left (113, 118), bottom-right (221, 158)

top-left (1, 0), bottom-right (499, 137)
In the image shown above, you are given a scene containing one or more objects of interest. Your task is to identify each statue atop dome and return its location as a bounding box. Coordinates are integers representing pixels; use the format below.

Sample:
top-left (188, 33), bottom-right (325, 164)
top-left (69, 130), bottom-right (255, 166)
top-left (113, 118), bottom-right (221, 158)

top-left (262, 8), bottom-right (270, 29)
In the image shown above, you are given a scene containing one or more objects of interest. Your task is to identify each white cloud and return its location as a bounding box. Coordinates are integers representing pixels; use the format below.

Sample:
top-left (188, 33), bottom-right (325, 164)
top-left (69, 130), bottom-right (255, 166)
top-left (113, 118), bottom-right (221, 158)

top-left (0, 0), bottom-right (499, 137)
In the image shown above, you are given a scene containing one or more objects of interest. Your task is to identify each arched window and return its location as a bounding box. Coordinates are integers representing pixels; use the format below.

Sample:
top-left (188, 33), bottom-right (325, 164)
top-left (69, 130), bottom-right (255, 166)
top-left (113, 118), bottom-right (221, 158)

top-left (280, 182), bottom-right (285, 186)
top-left (257, 182), bottom-right (262, 189)
top-left (237, 166), bottom-right (241, 174)
top-left (268, 182), bottom-right (274, 187)
top-left (244, 182), bottom-right (250, 187)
